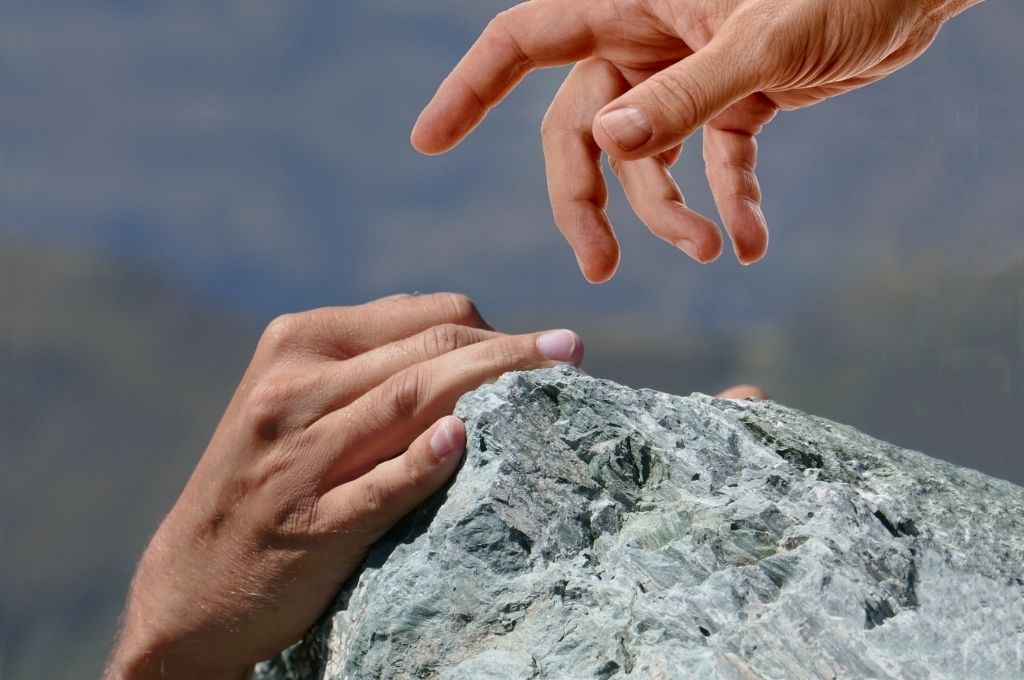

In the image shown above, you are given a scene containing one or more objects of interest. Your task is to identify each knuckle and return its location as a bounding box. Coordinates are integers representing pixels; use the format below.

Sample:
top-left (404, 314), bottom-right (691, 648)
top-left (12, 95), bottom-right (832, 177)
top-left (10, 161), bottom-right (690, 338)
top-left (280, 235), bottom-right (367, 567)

top-left (360, 479), bottom-right (390, 518)
top-left (540, 105), bottom-right (561, 139)
top-left (245, 373), bottom-right (301, 440)
top-left (646, 72), bottom-right (706, 136)
top-left (484, 337), bottom-right (528, 372)
top-left (485, 8), bottom-right (528, 63)
top-left (383, 368), bottom-right (430, 420)
top-left (425, 323), bottom-right (475, 356)
top-left (258, 313), bottom-right (307, 356)
top-left (402, 450), bottom-right (427, 488)
top-left (712, 162), bottom-right (761, 202)
top-left (724, 7), bottom-right (796, 83)
top-left (435, 292), bottom-right (483, 327)
top-left (486, 8), bottom-right (511, 32)
top-left (271, 495), bottom-right (319, 539)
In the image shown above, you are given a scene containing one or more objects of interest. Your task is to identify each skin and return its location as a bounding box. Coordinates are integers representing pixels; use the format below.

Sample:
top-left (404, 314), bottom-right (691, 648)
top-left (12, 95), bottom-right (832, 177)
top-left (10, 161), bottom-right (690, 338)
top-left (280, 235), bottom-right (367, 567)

top-left (105, 0), bottom-right (999, 670)
top-left (104, 292), bottom-right (765, 679)
top-left (412, 0), bottom-right (985, 283)
top-left (104, 293), bottom-right (585, 679)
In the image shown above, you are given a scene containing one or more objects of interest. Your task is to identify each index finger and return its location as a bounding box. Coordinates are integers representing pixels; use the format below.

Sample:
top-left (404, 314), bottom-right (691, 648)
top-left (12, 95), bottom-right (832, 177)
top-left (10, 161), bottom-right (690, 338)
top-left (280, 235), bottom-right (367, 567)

top-left (411, 0), bottom-right (595, 155)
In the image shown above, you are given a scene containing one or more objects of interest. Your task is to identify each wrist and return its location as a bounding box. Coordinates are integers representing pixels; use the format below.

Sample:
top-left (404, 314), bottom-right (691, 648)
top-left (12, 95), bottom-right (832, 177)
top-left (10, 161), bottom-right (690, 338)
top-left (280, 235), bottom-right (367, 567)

top-left (104, 657), bottom-right (252, 680)
top-left (104, 629), bottom-right (252, 680)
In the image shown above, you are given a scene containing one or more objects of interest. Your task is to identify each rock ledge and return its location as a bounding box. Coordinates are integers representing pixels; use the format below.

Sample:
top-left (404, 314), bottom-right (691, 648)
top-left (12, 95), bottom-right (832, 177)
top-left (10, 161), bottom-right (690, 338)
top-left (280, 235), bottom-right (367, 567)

top-left (258, 367), bottom-right (1024, 679)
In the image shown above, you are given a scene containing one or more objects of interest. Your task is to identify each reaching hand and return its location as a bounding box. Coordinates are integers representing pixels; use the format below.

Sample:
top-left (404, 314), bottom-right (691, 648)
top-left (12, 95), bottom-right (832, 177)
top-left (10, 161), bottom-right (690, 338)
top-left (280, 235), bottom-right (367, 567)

top-left (412, 0), bottom-right (977, 282)
top-left (103, 293), bottom-right (584, 680)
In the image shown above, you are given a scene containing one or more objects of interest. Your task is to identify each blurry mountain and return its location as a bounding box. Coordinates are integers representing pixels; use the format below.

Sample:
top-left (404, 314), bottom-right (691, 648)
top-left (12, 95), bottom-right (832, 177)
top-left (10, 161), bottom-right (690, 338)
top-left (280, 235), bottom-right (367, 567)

top-left (2, 239), bottom-right (256, 679)
top-left (1, 1), bottom-right (1022, 324)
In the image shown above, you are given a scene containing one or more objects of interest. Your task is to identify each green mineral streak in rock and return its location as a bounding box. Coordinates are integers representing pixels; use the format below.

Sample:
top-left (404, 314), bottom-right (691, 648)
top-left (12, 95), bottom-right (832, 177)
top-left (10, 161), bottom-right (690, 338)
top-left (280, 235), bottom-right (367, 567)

top-left (257, 367), bottom-right (1024, 680)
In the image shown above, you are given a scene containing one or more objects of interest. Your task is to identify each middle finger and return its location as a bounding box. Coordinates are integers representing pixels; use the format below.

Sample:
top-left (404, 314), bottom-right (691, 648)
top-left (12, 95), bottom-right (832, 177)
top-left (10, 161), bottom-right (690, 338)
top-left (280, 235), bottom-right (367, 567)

top-left (542, 58), bottom-right (629, 283)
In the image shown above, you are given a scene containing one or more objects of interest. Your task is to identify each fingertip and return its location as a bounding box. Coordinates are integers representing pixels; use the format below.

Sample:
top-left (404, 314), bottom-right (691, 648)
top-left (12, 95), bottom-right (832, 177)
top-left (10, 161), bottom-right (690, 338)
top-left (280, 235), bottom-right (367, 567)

top-left (428, 416), bottom-right (467, 462)
top-left (691, 219), bottom-right (725, 265)
top-left (411, 89), bottom-right (474, 156)
top-left (717, 384), bottom-right (770, 400)
top-left (734, 233), bottom-right (768, 265)
top-left (676, 237), bottom-right (722, 265)
top-left (410, 118), bottom-right (451, 156)
top-left (729, 206), bottom-right (769, 265)
top-left (704, 236), bottom-right (725, 263)
top-left (536, 329), bottom-right (584, 367)
top-left (575, 247), bottom-right (619, 284)
top-left (667, 207), bottom-right (723, 264)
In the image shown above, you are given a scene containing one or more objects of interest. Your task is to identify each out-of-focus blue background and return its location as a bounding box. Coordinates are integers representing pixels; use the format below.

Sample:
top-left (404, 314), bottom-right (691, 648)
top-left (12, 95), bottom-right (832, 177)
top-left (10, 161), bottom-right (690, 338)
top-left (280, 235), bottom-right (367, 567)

top-left (1, 1), bottom-right (1022, 677)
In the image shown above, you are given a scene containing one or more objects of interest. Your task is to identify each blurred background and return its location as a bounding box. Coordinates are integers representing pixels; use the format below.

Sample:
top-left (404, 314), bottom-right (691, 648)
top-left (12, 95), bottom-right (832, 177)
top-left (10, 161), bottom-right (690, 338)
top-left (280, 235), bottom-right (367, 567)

top-left (1, 1), bottom-right (1022, 677)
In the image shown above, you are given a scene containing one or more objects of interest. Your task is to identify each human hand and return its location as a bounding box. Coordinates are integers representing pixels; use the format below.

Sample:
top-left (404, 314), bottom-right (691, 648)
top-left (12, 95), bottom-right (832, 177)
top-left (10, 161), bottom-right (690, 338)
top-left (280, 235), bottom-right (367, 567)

top-left (412, 0), bottom-right (976, 282)
top-left (103, 293), bottom-right (584, 680)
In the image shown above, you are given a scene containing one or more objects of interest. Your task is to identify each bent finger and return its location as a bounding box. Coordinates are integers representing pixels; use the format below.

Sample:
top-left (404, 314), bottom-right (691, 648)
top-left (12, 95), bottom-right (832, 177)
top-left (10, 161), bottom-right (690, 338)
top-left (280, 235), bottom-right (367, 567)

top-left (611, 155), bottom-right (723, 263)
top-left (659, 144), bottom-right (683, 168)
top-left (318, 416), bottom-right (466, 541)
top-left (702, 96), bottom-right (776, 264)
top-left (309, 329), bottom-right (584, 488)
top-left (299, 325), bottom-right (502, 424)
top-left (256, 292), bottom-right (491, 362)
top-left (412, 0), bottom-right (595, 154)
top-left (542, 60), bottom-right (626, 283)
top-left (702, 126), bottom-right (768, 264)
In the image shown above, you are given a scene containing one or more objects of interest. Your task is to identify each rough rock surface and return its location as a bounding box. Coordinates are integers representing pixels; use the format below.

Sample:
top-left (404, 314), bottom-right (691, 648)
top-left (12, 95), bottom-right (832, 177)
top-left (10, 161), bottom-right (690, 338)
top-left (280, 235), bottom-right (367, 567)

top-left (256, 367), bottom-right (1024, 679)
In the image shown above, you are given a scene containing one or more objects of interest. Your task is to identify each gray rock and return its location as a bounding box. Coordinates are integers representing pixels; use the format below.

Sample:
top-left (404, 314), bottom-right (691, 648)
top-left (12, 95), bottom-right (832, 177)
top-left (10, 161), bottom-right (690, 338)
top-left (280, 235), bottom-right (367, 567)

top-left (256, 367), bottom-right (1024, 680)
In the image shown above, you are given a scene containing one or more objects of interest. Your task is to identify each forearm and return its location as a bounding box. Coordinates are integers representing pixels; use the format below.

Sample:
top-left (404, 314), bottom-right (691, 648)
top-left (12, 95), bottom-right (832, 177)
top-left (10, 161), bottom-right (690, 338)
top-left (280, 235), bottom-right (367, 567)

top-left (104, 655), bottom-right (251, 680)
top-left (103, 565), bottom-right (252, 680)
top-left (104, 625), bottom-right (252, 680)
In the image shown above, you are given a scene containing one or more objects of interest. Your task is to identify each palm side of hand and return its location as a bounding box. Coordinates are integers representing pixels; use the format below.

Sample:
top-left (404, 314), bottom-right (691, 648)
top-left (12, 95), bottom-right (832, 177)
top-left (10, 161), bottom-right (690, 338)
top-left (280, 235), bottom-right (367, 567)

top-left (413, 0), bottom-right (942, 282)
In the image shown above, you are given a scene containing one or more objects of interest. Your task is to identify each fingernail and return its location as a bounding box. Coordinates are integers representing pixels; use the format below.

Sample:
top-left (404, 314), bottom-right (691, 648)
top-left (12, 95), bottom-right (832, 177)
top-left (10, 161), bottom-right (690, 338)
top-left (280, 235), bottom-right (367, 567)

top-left (675, 239), bottom-right (703, 263)
top-left (537, 329), bottom-right (582, 365)
top-left (430, 417), bottom-right (465, 460)
top-left (599, 107), bottom-right (653, 151)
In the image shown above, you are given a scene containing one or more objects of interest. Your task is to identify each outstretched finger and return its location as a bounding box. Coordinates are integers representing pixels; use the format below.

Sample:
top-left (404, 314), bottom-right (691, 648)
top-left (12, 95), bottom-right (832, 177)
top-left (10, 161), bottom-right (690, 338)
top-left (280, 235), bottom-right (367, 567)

top-left (611, 155), bottom-right (723, 263)
top-left (317, 416), bottom-right (467, 542)
top-left (412, 0), bottom-right (594, 155)
top-left (542, 59), bottom-right (626, 283)
top-left (703, 94), bottom-right (777, 264)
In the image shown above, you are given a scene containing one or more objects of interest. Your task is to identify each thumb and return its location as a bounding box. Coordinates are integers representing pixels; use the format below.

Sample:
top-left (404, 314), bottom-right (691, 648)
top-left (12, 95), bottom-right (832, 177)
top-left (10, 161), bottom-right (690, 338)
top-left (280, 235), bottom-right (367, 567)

top-left (593, 42), bottom-right (760, 160)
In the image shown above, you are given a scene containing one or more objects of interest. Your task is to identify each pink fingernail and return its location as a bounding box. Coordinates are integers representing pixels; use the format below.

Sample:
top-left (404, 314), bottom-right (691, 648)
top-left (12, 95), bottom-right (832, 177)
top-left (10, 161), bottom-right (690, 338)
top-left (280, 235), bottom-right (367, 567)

top-left (537, 330), bottom-right (583, 365)
top-left (430, 417), bottom-right (465, 460)
top-left (599, 107), bottom-right (653, 151)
